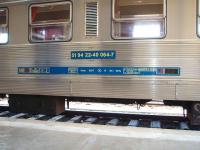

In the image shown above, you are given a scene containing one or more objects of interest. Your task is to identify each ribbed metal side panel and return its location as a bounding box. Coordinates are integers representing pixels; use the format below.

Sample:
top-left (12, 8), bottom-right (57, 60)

top-left (85, 1), bottom-right (98, 37)
top-left (177, 85), bottom-right (200, 101)
top-left (71, 80), bottom-right (176, 100)
top-left (0, 79), bottom-right (71, 96)
top-left (0, 41), bottom-right (199, 100)
top-left (0, 0), bottom-right (198, 101)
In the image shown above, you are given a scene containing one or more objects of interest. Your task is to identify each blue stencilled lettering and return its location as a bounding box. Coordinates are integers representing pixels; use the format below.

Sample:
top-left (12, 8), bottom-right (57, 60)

top-left (18, 67), bottom-right (68, 75)
top-left (78, 67), bottom-right (124, 75)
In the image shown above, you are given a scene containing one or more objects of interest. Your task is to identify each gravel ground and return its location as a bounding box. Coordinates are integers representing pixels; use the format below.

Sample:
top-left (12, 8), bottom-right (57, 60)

top-left (68, 102), bottom-right (183, 116)
top-left (0, 98), bottom-right (183, 116)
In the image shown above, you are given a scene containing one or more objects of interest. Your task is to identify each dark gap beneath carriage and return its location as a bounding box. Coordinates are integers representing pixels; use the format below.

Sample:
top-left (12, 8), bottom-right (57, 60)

top-left (0, 94), bottom-right (200, 130)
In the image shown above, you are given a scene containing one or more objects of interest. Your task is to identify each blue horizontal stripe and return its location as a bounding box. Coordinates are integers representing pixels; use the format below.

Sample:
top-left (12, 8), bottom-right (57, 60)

top-left (18, 67), bottom-right (180, 76)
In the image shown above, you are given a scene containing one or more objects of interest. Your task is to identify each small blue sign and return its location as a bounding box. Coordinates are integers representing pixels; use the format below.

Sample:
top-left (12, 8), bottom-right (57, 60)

top-left (18, 67), bottom-right (180, 76)
top-left (18, 67), bottom-right (68, 75)
top-left (71, 50), bottom-right (116, 59)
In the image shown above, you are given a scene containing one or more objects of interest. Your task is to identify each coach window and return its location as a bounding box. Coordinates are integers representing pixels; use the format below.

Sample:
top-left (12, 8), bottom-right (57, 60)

top-left (112, 0), bottom-right (166, 39)
top-left (0, 8), bottom-right (8, 44)
top-left (29, 1), bottom-right (72, 42)
top-left (198, 0), bottom-right (200, 37)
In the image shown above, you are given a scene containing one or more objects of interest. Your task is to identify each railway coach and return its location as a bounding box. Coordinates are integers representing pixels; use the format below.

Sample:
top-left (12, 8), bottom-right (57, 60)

top-left (0, 0), bottom-right (200, 126)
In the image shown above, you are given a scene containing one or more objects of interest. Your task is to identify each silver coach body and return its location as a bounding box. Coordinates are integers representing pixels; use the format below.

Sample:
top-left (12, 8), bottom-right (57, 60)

top-left (0, 0), bottom-right (199, 101)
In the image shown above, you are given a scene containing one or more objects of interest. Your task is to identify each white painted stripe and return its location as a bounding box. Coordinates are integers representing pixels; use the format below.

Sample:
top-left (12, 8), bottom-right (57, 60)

top-left (48, 115), bottom-right (65, 121)
top-left (28, 114), bottom-right (45, 120)
top-left (150, 121), bottom-right (161, 128)
top-left (84, 117), bottom-right (97, 124)
top-left (128, 120), bottom-right (139, 127)
top-left (106, 119), bottom-right (119, 126)
top-left (0, 111), bottom-right (9, 116)
top-left (10, 113), bottom-right (27, 119)
top-left (68, 116), bottom-right (82, 123)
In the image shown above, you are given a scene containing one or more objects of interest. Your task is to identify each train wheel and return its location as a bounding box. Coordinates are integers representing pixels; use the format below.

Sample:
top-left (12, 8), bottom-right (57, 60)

top-left (188, 102), bottom-right (200, 126)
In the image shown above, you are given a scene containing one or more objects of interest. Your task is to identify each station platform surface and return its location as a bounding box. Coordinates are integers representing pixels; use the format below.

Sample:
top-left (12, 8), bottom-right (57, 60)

top-left (0, 118), bottom-right (199, 150)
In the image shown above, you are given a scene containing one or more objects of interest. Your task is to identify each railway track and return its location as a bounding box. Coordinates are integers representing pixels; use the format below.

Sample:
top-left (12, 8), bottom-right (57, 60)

top-left (0, 106), bottom-right (199, 131)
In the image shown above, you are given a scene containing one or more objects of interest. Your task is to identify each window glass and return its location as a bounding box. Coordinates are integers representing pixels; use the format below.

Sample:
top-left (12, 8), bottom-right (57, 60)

top-left (114, 0), bottom-right (164, 19)
top-left (198, 1), bottom-right (200, 36)
top-left (31, 3), bottom-right (71, 24)
top-left (0, 8), bottom-right (8, 44)
top-left (113, 19), bottom-right (165, 38)
top-left (30, 2), bottom-right (72, 42)
top-left (31, 24), bottom-right (71, 42)
top-left (0, 9), bottom-right (7, 25)
top-left (112, 0), bottom-right (166, 39)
